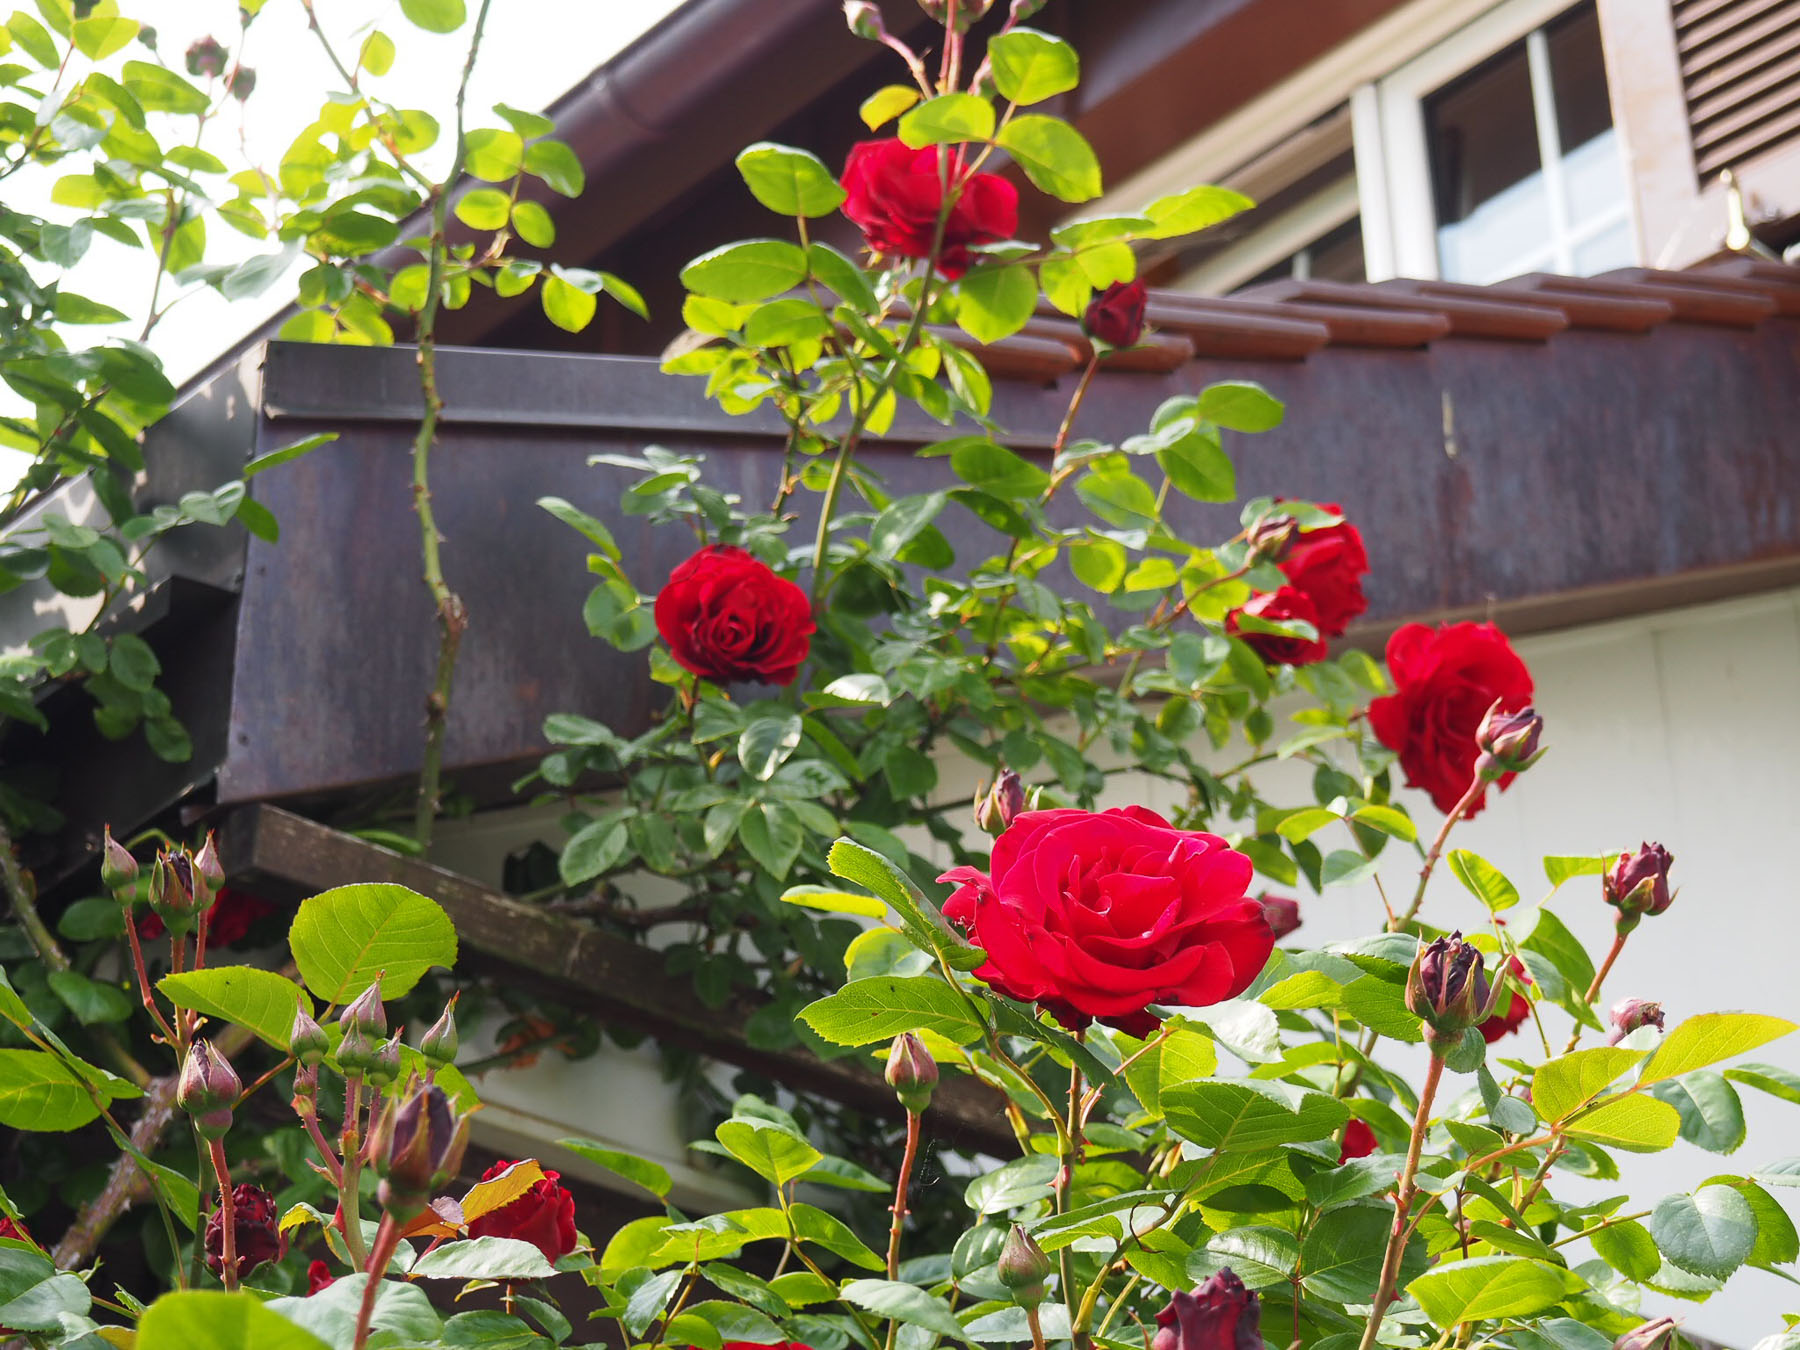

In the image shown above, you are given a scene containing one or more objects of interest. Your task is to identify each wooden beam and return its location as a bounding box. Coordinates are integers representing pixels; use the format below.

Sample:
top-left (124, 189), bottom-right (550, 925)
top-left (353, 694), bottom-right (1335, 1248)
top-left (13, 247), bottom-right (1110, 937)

top-left (214, 804), bottom-right (1016, 1156)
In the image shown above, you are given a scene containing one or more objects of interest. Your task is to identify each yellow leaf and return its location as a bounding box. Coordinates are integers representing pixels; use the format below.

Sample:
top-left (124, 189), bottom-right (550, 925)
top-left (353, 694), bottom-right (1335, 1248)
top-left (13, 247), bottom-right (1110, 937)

top-left (406, 1158), bottom-right (546, 1238)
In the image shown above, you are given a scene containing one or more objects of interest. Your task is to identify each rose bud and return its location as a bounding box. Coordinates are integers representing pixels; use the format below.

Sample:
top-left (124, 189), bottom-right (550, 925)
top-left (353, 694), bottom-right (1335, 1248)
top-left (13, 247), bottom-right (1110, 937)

top-left (306, 1259), bottom-right (336, 1296)
top-left (337, 1025), bottom-right (379, 1075)
top-left (1151, 1270), bottom-right (1261, 1350)
top-left (885, 1032), bottom-right (938, 1114)
top-left (974, 769), bottom-right (1025, 836)
top-left (204, 1183), bottom-right (285, 1280)
top-left (147, 849), bottom-right (205, 936)
top-left (1608, 997), bottom-right (1665, 1045)
top-left (1474, 701), bottom-right (1547, 781)
top-left (1259, 894), bottom-right (1301, 941)
top-left (371, 1077), bottom-right (470, 1221)
top-left (843, 0), bottom-right (886, 38)
top-left (1405, 933), bottom-right (1500, 1043)
top-left (367, 1034), bottom-right (403, 1090)
top-left (1245, 513), bottom-right (1298, 567)
top-left (227, 66), bottom-right (256, 101)
top-left (100, 827), bottom-right (139, 894)
top-left (177, 1039), bottom-right (241, 1139)
top-left (340, 978), bottom-right (386, 1038)
top-left (193, 832), bottom-right (225, 898)
top-left (918, 0), bottom-right (994, 28)
top-left (137, 24), bottom-right (157, 48)
top-left (185, 36), bottom-right (228, 78)
top-left (1613, 1316), bottom-right (1680, 1350)
top-left (420, 996), bottom-right (459, 1068)
top-left (996, 1223), bottom-right (1052, 1307)
top-left (291, 998), bottom-right (329, 1067)
top-left (1338, 1119), bottom-right (1377, 1164)
top-left (1604, 842), bottom-right (1675, 931)
top-left (1083, 279), bottom-right (1148, 349)
top-left (1009, 0), bottom-right (1049, 21)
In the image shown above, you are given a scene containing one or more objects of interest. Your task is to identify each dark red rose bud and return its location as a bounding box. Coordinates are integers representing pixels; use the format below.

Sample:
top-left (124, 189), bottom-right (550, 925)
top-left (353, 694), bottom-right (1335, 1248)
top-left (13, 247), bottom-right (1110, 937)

top-left (1083, 279), bottom-right (1148, 349)
top-left (205, 1184), bottom-right (285, 1279)
top-left (136, 24), bottom-right (157, 47)
top-left (844, 0), bottom-right (886, 38)
top-left (1244, 513), bottom-right (1298, 567)
top-left (997, 1224), bottom-right (1051, 1307)
top-left (918, 0), bottom-right (995, 29)
top-left (177, 1039), bottom-right (241, 1136)
top-left (185, 36), bottom-right (228, 78)
top-left (466, 1159), bottom-right (578, 1262)
top-left (654, 545), bottom-right (816, 686)
top-left (372, 1078), bottom-right (470, 1221)
top-left (1475, 702), bottom-right (1546, 781)
top-left (1009, 0), bottom-right (1049, 22)
top-left (1604, 842), bottom-right (1675, 931)
top-left (101, 827), bottom-right (138, 894)
top-left (227, 66), bottom-right (255, 100)
top-left (1227, 586), bottom-right (1327, 667)
top-left (974, 769), bottom-right (1026, 836)
top-left (1613, 1316), bottom-right (1680, 1350)
top-left (1608, 998), bottom-right (1666, 1045)
top-left (306, 1259), bottom-right (336, 1296)
top-left (1406, 933), bottom-right (1498, 1044)
top-left (1259, 894), bottom-right (1301, 941)
top-left (885, 1032), bottom-right (939, 1113)
top-left (1151, 1270), bottom-right (1261, 1350)
top-left (1337, 1119), bottom-right (1377, 1164)
top-left (1477, 955), bottom-right (1533, 1044)
top-left (148, 849), bottom-right (205, 936)
top-left (840, 139), bottom-right (1018, 280)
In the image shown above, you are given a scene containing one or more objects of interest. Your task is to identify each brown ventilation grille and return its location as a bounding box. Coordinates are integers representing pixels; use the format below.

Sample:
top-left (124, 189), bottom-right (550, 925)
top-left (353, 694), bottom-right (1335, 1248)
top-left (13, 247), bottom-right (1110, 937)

top-left (1675, 0), bottom-right (1800, 177)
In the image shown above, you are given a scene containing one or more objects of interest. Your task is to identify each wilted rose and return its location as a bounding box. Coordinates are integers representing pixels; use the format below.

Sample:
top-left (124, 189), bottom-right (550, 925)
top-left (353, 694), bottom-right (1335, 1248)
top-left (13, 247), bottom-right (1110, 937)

top-left (1609, 998), bottom-right (1665, 1044)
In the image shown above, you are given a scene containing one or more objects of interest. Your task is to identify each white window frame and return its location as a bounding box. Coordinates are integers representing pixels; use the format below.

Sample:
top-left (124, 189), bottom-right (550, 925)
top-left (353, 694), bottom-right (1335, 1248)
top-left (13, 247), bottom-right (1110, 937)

top-left (1361, 0), bottom-right (1638, 280)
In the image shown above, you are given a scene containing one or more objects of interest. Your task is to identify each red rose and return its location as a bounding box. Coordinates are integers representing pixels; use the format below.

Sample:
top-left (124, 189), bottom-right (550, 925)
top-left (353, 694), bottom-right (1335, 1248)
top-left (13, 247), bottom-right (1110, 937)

top-left (940, 807), bottom-right (1272, 1034)
top-left (1479, 956), bottom-right (1533, 1044)
top-left (840, 139), bottom-right (1018, 279)
top-left (205, 1184), bottom-right (286, 1280)
top-left (0, 1217), bottom-right (33, 1247)
top-left (137, 887), bottom-right (274, 946)
top-left (1338, 1119), bottom-right (1377, 1164)
top-left (306, 1259), bottom-right (337, 1296)
top-left (653, 545), bottom-right (815, 687)
top-left (1151, 1271), bottom-right (1261, 1350)
top-left (1084, 279), bottom-right (1147, 348)
top-left (1278, 504), bottom-right (1368, 638)
top-left (1368, 622), bottom-right (1534, 817)
top-left (466, 1160), bottom-right (578, 1263)
top-left (1259, 894), bottom-right (1301, 940)
top-left (1226, 587), bottom-right (1326, 667)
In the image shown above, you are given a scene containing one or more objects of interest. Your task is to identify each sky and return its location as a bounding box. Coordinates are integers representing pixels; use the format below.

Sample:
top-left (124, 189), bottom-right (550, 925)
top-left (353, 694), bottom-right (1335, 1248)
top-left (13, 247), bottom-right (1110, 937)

top-left (7, 0), bottom-right (688, 406)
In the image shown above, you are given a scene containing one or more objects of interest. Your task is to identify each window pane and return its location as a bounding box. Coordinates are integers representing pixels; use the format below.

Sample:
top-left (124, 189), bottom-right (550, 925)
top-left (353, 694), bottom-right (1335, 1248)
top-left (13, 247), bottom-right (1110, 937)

top-left (1426, 40), bottom-right (1541, 227)
top-left (1548, 2), bottom-right (1611, 153)
top-left (1306, 217), bottom-right (1367, 283)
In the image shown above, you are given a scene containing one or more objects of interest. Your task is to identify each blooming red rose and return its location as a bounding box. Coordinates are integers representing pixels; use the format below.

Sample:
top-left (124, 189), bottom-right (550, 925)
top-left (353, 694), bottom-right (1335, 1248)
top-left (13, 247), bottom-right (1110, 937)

top-left (940, 807), bottom-right (1272, 1035)
top-left (1338, 1119), bottom-right (1377, 1164)
top-left (653, 545), bottom-right (815, 687)
top-left (1479, 955), bottom-right (1533, 1044)
top-left (1084, 279), bottom-right (1148, 348)
top-left (307, 1259), bottom-right (337, 1296)
top-left (1278, 503), bottom-right (1368, 638)
top-left (1151, 1270), bottom-right (1261, 1350)
top-left (466, 1160), bottom-right (578, 1263)
top-left (137, 886), bottom-right (274, 946)
top-left (1227, 586), bottom-right (1326, 667)
top-left (1259, 894), bottom-right (1301, 941)
top-left (840, 139), bottom-right (1018, 279)
top-left (0, 1217), bottom-right (33, 1247)
top-left (205, 1184), bottom-right (285, 1280)
top-left (1368, 622), bottom-right (1534, 817)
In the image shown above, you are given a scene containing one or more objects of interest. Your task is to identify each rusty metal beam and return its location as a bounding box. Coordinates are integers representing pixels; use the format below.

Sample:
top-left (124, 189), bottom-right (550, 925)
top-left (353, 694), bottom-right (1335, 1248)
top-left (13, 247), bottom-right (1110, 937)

top-left (213, 804), bottom-right (1016, 1157)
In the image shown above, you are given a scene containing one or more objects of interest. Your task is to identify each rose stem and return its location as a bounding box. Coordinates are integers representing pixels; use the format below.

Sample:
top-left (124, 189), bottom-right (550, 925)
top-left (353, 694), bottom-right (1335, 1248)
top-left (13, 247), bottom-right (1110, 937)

top-left (1563, 930), bottom-right (1630, 1053)
top-left (1026, 1305), bottom-right (1048, 1350)
top-left (338, 1074), bottom-right (369, 1267)
top-left (880, 1107), bottom-right (923, 1350)
top-left (352, 1213), bottom-right (401, 1350)
top-left (1394, 771), bottom-right (1487, 930)
top-left (1356, 1050), bottom-right (1446, 1350)
top-left (207, 1139), bottom-right (238, 1292)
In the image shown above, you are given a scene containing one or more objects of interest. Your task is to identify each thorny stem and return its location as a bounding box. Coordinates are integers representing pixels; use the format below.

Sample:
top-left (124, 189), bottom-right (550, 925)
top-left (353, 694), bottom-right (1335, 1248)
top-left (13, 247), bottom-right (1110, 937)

top-left (1357, 1050), bottom-right (1446, 1350)
top-left (208, 1139), bottom-right (238, 1292)
top-left (353, 1214), bottom-right (403, 1350)
top-left (124, 914), bottom-right (179, 1048)
top-left (885, 1109), bottom-right (921, 1281)
top-left (1395, 772), bottom-right (1487, 930)
top-left (409, 0), bottom-right (496, 850)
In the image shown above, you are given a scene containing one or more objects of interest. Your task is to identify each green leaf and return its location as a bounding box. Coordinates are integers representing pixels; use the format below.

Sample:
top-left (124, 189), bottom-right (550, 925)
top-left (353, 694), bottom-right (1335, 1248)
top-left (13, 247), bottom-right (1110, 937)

top-left (955, 264), bottom-right (1037, 345)
top-left (245, 432), bottom-right (337, 477)
top-left (454, 187), bottom-right (511, 230)
top-left (1727, 1061), bottom-right (1800, 1107)
top-left (559, 1137), bottom-right (672, 1199)
top-left (1565, 1092), bottom-right (1680, 1152)
top-left (799, 976), bottom-right (981, 1046)
top-left (536, 496), bottom-right (618, 556)
top-left (861, 84), bottom-right (920, 129)
top-left (542, 272), bottom-right (598, 333)
top-left (996, 115), bottom-right (1101, 201)
top-left (287, 883), bottom-right (458, 1003)
top-left (736, 142), bottom-right (846, 217)
top-left (739, 715), bottom-right (803, 781)
top-left (558, 816), bottom-right (628, 885)
top-left (898, 93), bottom-right (995, 148)
top-left (1735, 1178), bottom-right (1800, 1265)
top-left (138, 1290), bottom-right (333, 1350)
top-left (1589, 1218), bottom-right (1660, 1280)
top-left (0, 1049), bottom-right (102, 1131)
top-left (988, 28), bottom-right (1080, 105)
top-left (0, 1267), bottom-right (87, 1332)
top-left (966, 1155), bottom-right (1058, 1215)
top-left (1544, 854), bottom-right (1612, 886)
top-left (1406, 1256), bottom-right (1583, 1325)
top-left (511, 199), bottom-right (555, 248)
top-left (108, 632), bottom-right (159, 691)
top-left (1532, 1048), bottom-right (1646, 1122)
top-left (359, 30), bottom-right (395, 74)
top-left (399, 0), bottom-right (465, 32)
top-left (411, 1236), bottom-right (556, 1280)
top-left (1652, 1071), bottom-right (1747, 1154)
top-left (717, 1118), bottom-right (823, 1187)
top-left (683, 1300), bottom-right (785, 1344)
top-left (682, 240), bottom-right (809, 303)
top-left (1195, 380), bottom-right (1284, 431)
top-left (1351, 804), bottom-right (1417, 842)
top-left (523, 139), bottom-right (585, 197)
top-left (739, 804), bottom-right (803, 880)
top-left (1162, 1080), bottom-right (1348, 1153)
top-left (266, 1276), bottom-right (441, 1347)
top-left (46, 970), bottom-right (131, 1025)
top-left (1641, 1013), bottom-right (1797, 1083)
top-left (781, 886), bottom-right (886, 920)
top-left (1190, 1226), bottom-right (1298, 1289)
top-left (73, 15), bottom-right (138, 60)
top-left (950, 439), bottom-right (1049, 499)
top-left (1140, 184), bottom-right (1254, 239)
top-left (827, 838), bottom-right (982, 970)
top-left (839, 1280), bottom-right (972, 1344)
top-left (1157, 433), bottom-right (1235, 503)
top-left (1650, 1185), bottom-right (1757, 1280)
top-left (122, 60), bottom-right (207, 114)
top-left (158, 968), bottom-right (312, 1050)
top-left (1446, 850), bottom-right (1520, 913)
top-left (1301, 1205), bottom-right (1416, 1303)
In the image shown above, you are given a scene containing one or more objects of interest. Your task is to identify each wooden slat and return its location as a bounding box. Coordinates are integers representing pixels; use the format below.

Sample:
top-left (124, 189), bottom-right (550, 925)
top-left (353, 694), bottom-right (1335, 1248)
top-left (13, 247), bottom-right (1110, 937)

top-left (1696, 100), bottom-right (1800, 171)
top-left (215, 804), bottom-right (1018, 1155)
top-left (1684, 19), bottom-right (1800, 100)
top-left (1608, 264), bottom-right (1800, 316)
top-left (1678, 0), bottom-right (1800, 63)
top-left (1689, 47), bottom-right (1800, 122)
top-left (1018, 319), bottom-right (1197, 373)
top-left (1241, 277), bottom-right (1554, 341)
top-left (1137, 296), bottom-right (1332, 361)
top-left (1675, 0), bottom-right (1800, 175)
top-left (1503, 271), bottom-right (1778, 327)
top-left (1432, 277), bottom-right (1674, 332)
top-left (929, 327), bottom-right (1082, 382)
